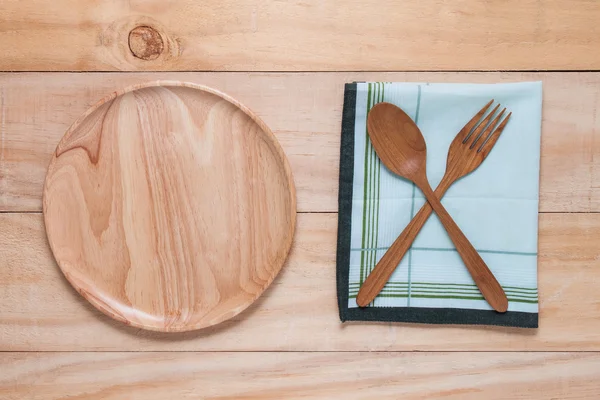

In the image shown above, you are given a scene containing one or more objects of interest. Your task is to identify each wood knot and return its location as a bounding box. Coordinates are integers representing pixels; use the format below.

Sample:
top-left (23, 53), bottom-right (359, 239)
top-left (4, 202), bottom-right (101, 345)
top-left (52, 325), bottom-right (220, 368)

top-left (128, 26), bottom-right (164, 60)
top-left (101, 17), bottom-right (180, 69)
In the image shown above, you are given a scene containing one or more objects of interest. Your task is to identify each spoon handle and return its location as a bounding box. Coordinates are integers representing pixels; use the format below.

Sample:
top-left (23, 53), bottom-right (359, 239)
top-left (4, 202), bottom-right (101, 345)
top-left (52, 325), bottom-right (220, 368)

top-left (418, 180), bottom-right (509, 313)
top-left (356, 175), bottom-right (454, 307)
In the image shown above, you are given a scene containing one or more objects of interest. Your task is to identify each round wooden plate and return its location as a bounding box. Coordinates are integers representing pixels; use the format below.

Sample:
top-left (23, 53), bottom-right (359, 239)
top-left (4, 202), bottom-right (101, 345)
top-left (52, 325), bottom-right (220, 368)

top-left (43, 81), bottom-right (296, 332)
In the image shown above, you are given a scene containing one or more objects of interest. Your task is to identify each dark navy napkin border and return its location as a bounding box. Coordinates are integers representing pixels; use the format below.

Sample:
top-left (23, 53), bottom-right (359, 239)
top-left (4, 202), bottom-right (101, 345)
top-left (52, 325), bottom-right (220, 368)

top-left (336, 83), bottom-right (538, 328)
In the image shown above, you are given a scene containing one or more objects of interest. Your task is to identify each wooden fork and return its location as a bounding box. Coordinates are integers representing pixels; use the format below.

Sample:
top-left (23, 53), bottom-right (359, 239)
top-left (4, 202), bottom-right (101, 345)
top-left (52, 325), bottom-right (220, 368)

top-left (356, 100), bottom-right (512, 308)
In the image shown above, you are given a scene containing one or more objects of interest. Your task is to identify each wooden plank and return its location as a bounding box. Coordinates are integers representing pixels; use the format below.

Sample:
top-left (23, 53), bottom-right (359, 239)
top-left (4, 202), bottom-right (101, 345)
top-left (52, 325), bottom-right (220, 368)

top-left (1, 1), bottom-right (600, 71)
top-left (1, 212), bottom-right (599, 351)
top-left (2, 352), bottom-right (599, 399)
top-left (0, 72), bottom-right (341, 213)
top-left (1, 72), bottom-right (599, 213)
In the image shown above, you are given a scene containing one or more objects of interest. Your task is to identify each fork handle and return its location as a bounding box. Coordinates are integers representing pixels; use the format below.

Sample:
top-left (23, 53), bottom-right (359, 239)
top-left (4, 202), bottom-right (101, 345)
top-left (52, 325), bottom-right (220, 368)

top-left (418, 180), bottom-right (508, 313)
top-left (356, 176), bottom-right (453, 307)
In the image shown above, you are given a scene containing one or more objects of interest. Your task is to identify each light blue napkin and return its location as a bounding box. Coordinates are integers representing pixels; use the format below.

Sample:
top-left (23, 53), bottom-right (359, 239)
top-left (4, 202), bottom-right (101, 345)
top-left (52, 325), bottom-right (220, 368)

top-left (338, 81), bottom-right (542, 327)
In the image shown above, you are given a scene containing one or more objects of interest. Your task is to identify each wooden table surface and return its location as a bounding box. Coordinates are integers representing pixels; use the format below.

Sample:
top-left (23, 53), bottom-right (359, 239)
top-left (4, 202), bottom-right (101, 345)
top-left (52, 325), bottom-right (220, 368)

top-left (2, 1), bottom-right (600, 399)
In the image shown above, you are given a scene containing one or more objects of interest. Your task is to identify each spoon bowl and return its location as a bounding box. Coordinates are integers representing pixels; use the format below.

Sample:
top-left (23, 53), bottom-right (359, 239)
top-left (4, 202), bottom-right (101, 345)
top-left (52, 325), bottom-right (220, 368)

top-left (367, 103), bottom-right (427, 181)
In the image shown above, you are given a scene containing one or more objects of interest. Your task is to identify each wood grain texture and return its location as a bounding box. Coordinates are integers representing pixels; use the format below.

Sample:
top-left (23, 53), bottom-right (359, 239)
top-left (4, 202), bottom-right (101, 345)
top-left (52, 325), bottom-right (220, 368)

top-left (1, 1), bottom-right (600, 71)
top-left (42, 82), bottom-right (296, 332)
top-left (1, 212), bottom-right (599, 351)
top-left (358, 101), bottom-right (510, 308)
top-left (3, 2), bottom-right (600, 395)
top-left (2, 352), bottom-right (600, 399)
top-left (1, 72), bottom-right (599, 213)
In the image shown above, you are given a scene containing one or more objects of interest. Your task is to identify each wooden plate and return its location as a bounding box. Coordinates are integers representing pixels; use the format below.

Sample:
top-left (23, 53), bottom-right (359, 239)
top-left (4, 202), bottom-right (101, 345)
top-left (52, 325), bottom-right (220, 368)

top-left (43, 81), bottom-right (296, 332)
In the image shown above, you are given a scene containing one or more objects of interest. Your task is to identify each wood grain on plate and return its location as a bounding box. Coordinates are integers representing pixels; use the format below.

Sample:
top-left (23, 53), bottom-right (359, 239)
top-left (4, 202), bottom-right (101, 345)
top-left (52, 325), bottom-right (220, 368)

top-left (1, 72), bottom-right (599, 213)
top-left (1, 212), bottom-right (599, 351)
top-left (42, 82), bottom-right (296, 332)
top-left (2, 352), bottom-right (599, 399)
top-left (1, 1), bottom-right (600, 71)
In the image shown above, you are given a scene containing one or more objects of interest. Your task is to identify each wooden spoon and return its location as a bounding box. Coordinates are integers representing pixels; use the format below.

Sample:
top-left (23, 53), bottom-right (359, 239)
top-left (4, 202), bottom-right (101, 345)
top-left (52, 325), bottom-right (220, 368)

top-left (366, 102), bottom-right (508, 313)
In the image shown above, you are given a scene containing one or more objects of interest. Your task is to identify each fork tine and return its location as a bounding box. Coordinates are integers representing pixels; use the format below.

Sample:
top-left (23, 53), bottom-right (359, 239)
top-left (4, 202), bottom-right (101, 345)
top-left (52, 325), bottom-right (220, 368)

top-left (473, 108), bottom-right (505, 150)
top-left (477, 111), bottom-right (512, 156)
top-left (457, 100), bottom-right (494, 143)
top-left (467, 103), bottom-right (501, 148)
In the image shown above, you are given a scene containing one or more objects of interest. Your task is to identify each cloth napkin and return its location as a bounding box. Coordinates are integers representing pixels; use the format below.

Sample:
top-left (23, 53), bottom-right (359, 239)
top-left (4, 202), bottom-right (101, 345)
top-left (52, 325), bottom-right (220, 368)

top-left (336, 81), bottom-right (542, 328)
